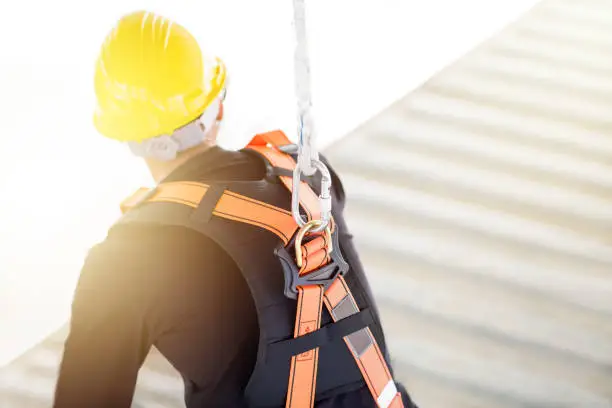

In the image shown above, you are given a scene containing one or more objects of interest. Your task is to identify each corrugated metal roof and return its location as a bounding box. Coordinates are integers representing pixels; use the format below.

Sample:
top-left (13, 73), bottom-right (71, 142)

top-left (2, 0), bottom-right (612, 406)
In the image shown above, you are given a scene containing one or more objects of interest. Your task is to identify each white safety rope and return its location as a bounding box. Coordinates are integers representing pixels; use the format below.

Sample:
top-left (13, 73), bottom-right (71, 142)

top-left (292, 0), bottom-right (317, 176)
top-left (292, 0), bottom-right (333, 232)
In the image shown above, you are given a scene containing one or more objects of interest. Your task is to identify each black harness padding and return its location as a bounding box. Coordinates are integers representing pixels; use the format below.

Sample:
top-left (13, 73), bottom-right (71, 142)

top-left (114, 152), bottom-right (394, 407)
top-left (267, 308), bottom-right (375, 361)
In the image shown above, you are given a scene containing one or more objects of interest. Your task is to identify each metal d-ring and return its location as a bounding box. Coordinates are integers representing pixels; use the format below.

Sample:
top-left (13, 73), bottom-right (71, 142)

top-left (294, 219), bottom-right (333, 268)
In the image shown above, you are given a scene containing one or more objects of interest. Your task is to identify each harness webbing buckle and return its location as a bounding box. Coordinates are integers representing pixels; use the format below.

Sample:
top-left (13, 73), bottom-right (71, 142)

top-left (294, 220), bottom-right (332, 268)
top-left (275, 221), bottom-right (349, 300)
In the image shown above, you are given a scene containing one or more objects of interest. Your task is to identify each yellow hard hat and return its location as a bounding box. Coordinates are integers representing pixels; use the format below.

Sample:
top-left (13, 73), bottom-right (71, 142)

top-left (93, 10), bottom-right (227, 142)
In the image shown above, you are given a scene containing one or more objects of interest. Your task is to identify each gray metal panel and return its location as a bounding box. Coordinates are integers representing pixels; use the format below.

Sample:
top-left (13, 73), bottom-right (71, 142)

top-left (2, 0), bottom-right (612, 406)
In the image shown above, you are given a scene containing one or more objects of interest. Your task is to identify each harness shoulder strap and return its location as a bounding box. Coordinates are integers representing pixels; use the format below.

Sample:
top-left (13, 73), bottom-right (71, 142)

top-left (247, 131), bottom-right (325, 407)
top-left (120, 180), bottom-right (298, 245)
top-left (245, 132), bottom-right (403, 408)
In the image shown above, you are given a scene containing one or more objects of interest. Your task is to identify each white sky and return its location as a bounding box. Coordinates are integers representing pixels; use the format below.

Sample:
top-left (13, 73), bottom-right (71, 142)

top-left (0, 0), bottom-right (537, 366)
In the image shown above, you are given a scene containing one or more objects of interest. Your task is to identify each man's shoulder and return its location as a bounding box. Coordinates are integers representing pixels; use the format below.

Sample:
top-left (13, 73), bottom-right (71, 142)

top-left (166, 146), bottom-right (266, 183)
top-left (100, 222), bottom-right (216, 258)
top-left (76, 223), bottom-right (227, 305)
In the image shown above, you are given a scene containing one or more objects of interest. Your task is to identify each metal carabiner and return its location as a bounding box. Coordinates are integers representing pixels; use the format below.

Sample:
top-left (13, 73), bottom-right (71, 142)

top-left (291, 158), bottom-right (333, 233)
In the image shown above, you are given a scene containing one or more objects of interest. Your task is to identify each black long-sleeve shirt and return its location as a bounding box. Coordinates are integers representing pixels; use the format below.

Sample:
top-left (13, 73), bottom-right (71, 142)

top-left (54, 147), bottom-right (265, 407)
top-left (53, 146), bottom-right (415, 408)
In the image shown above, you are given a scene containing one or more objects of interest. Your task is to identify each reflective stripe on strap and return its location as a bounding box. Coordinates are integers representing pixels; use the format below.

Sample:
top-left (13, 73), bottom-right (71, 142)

top-left (324, 277), bottom-right (403, 408)
top-left (378, 381), bottom-right (400, 408)
top-left (286, 285), bottom-right (324, 408)
top-left (120, 181), bottom-right (298, 245)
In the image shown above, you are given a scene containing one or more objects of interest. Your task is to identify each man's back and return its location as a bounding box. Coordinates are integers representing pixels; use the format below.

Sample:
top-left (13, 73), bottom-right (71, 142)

top-left (54, 147), bottom-right (264, 407)
top-left (54, 146), bottom-right (415, 407)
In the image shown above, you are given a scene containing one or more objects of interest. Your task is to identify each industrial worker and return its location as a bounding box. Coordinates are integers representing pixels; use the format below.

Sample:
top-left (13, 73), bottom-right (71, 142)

top-left (53, 10), bottom-right (417, 408)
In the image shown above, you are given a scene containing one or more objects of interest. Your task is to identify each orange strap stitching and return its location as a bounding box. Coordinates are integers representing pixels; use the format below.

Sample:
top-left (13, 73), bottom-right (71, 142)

top-left (300, 248), bottom-right (328, 275)
top-left (300, 244), bottom-right (310, 275)
top-left (286, 285), bottom-right (324, 408)
top-left (315, 234), bottom-right (331, 270)
top-left (120, 182), bottom-right (297, 245)
top-left (223, 190), bottom-right (293, 216)
top-left (302, 235), bottom-right (326, 256)
top-left (299, 236), bottom-right (329, 275)
top-left (214, 192), bottom-right (297, 244)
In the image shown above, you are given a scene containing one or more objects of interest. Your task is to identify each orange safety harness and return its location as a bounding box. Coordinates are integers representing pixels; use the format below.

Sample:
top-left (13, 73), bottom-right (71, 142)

top-left (121, 130), bottom-right (404, 408)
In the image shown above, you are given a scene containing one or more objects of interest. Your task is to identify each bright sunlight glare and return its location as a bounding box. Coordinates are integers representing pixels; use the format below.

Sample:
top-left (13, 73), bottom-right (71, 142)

top-left (0, 0), bottom-right (538, 366)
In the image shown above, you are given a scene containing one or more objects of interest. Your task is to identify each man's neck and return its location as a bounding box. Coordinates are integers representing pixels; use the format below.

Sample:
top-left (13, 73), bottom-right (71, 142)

top-left (145, 141), bottom-right (216, 184)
